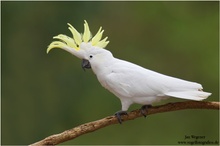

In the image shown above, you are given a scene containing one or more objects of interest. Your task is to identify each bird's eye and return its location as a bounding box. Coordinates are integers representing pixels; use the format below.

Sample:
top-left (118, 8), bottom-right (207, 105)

top-left (89, 55), bottom-right (93, 59)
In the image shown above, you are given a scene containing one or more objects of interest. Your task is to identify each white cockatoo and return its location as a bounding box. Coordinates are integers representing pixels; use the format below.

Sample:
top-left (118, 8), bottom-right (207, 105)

top-left (47, 20), bottom-right (211, 123)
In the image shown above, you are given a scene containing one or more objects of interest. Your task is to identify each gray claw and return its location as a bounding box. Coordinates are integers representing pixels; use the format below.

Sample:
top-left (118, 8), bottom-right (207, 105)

top-left (140, 105), bottom-right (152, 117)
top-left (115, 111), bottom-right (128, 124)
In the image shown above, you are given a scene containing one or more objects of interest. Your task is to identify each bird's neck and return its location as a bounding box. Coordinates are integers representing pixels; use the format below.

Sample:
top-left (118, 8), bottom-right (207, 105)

top-left (92, 57), bottom-right (116, 76)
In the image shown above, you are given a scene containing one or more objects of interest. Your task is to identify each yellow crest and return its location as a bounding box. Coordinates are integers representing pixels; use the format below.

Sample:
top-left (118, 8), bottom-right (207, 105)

top-left (47, 20), bottom-right (109, 53)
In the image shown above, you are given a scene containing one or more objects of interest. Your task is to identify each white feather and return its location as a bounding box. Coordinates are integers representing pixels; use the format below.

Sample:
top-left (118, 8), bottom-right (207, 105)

top-left (164, 91), bottom-right (211, 101)
top-left (87, 49), bottom-right (211, 111)
top-left (47, 22), bottom-right (211, 114)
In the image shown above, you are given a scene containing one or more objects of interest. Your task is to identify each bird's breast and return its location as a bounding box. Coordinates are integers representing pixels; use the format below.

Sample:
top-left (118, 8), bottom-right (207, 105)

top-left (96, 70), bottom-right (111, 87)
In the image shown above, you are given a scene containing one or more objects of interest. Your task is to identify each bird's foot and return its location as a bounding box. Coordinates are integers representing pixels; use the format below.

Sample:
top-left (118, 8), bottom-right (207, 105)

top-left (115, 111), bottom-right (128, 124)
top-left (140, 104), bottom-right (152, 118)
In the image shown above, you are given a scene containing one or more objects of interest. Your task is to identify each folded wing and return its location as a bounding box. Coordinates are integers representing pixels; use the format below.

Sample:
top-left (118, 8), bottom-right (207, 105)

top-left (106, 59), bottom-right (211, 101)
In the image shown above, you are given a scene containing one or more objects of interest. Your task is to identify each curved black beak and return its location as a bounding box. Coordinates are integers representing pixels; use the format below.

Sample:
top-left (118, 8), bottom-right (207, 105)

top-left (82, 59), bottom-right (91, 71)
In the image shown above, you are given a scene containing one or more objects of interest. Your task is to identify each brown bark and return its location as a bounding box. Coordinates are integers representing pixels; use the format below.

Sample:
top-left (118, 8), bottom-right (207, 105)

top-left (30, 101), bottom-right (219, 146)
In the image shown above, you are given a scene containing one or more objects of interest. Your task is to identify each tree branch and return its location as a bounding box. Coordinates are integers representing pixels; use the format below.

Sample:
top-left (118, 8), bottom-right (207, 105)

top-left (30, 101), bottom-right (219, 146)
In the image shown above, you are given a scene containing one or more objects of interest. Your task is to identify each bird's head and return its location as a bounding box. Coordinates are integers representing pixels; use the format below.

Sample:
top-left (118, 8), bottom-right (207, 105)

top-left (81, 46), bottom-right (114, 72)
top-left (47, 20), bottom-right (110, 70)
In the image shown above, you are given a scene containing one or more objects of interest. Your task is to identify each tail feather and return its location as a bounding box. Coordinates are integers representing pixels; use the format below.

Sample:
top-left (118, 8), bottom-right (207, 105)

top-left (164, 91), bottom-right (211, 101)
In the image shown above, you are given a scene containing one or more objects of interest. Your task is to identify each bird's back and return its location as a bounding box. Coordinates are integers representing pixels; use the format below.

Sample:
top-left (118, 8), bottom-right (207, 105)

top-left (97, 58), bottom-right (211, 103)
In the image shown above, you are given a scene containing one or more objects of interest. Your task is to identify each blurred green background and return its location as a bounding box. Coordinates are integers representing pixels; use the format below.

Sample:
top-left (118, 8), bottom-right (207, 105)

top-left (2, 1), bottom-right (219, 145)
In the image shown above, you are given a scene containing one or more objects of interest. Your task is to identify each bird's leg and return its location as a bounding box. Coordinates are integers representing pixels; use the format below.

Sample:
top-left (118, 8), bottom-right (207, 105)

top-left (140, 104), bottom-right (152, 118)
top-left (115, 111), bottom-right (128, 124)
